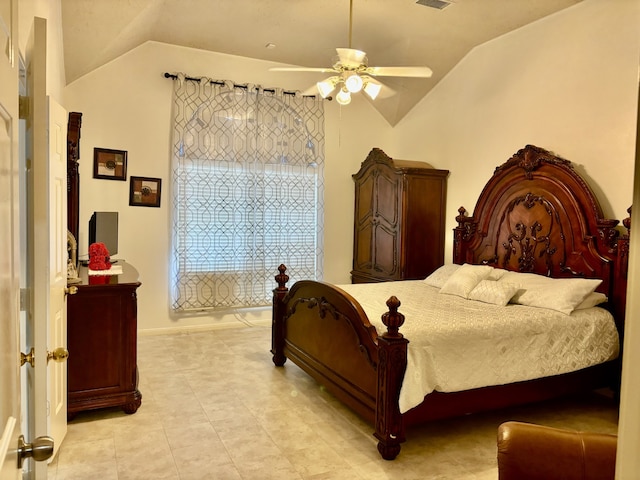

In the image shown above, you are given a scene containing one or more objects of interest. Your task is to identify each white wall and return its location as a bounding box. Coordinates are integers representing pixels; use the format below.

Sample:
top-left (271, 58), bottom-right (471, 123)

top-left (391, 0), bottom-right (639, 263)
top-left (63, 41), bottom-right (393, 331)
top-left (19, 0), bottom-right (66, 100)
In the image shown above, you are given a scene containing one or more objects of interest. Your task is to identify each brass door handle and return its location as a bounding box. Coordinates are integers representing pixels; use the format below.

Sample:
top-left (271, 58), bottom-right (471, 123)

top-left (65, 285), bottom-right (78, 295)
top-left (17, 435), bottom-right (54, 468)
top-left (47, 347), bottom-right (69, 363)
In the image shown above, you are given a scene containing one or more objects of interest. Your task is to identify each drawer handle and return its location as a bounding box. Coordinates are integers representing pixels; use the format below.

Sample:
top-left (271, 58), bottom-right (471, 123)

top-left (47, 347), bottom-right (69, 363)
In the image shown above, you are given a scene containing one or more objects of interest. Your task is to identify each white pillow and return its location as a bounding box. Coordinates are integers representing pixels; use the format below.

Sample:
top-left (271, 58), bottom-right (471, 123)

top-left (500, 271), bottom-right (602, 315)
top-left (439, 264), bottom-right (493, 298)
top-left (487, 268), bottom-right (507, 281)
top-left (424, 264), bottom-right (461, 288)
top-left (575, 292), bottom-right (608, 310)
top-left (500, 271), bottom-right (554, 303)
top-left (468, 280), bottom-right (520, 306)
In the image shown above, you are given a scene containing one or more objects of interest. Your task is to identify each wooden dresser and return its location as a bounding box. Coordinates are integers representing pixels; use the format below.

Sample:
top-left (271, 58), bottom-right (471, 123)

top-left (66, 262), bottom-right (142, 419)
top-left (351, 148), bottom-right (449, 283)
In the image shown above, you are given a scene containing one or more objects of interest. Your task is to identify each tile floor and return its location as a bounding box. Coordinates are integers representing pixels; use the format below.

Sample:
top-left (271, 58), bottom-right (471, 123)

top-left (48, 322), bottom-right (619, 480)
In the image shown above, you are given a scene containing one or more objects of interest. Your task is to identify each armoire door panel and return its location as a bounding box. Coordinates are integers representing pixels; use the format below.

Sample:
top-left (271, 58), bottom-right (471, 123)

top-left (373, 224), bottom-right (398, 276)
top-left (356, 175), bottom-right (375, 223)
top-left (374, 172), bottom-right (399, 225)
top-left (355, 223), bottom-right (374, 270)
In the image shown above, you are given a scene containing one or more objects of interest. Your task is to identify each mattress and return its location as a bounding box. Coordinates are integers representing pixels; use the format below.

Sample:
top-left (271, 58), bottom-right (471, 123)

top-left (338, 280), bottom-right (619, 413)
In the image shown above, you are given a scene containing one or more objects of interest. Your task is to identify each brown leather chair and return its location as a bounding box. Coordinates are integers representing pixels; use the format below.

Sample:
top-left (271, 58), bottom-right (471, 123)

top-left (497, 421), bottom-right (617, 480)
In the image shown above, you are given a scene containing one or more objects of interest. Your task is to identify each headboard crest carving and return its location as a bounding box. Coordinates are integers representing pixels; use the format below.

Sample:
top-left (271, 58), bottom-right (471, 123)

top-left (495, 144), bottom-right (572, 180)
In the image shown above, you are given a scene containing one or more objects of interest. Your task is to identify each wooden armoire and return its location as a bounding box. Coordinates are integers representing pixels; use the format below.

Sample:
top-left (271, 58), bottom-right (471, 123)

top-left (351, 148), bottom-right (449, 284)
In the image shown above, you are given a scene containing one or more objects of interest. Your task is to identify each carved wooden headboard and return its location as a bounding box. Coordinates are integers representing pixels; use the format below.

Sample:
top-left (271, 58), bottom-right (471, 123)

top-left (453, 144), bottom-right (630, 330)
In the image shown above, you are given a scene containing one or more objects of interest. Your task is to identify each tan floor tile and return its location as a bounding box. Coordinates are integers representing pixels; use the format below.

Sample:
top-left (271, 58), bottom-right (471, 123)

top-left (171, 442), bottom-right (238, 478)
top-left (56, 438), bottom-right (116, 469)
top-left (112, 423), bottom-right (166, 456)
top-left (221, 431), bottom-right (283, 462)
top-left (284, 443), bottom-right (352, 477)
top-left (115, 453), bottom-right (179, 480)
top-left (54, 460), bottom-right (119, 480)
top-left (163, 421), bottom-right (221, 450)
top-left (233, 452), bottom-right (303, 480)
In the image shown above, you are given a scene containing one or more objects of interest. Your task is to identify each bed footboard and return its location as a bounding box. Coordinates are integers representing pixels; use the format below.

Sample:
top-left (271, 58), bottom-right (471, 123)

top-left (271, 265), bottom-right (409, 460)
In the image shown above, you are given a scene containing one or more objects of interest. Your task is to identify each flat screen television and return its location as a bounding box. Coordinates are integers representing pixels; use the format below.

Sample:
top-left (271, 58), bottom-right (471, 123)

top-left (88, 211), bottom-right (118, 257)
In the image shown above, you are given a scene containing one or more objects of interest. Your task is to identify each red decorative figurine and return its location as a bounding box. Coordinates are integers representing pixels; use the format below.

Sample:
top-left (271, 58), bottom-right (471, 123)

top-left (88, 242), bottom-right (112, 270)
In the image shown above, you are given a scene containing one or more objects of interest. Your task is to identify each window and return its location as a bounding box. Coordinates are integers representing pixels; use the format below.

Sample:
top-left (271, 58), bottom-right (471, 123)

top-left (169, 76), bottom-right (324, 310)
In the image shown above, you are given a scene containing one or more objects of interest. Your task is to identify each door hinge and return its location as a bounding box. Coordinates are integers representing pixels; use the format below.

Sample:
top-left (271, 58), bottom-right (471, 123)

top-left (19, 95), bottom-right (30, 119)
top-left (20, 288), bottom-right (30, 312)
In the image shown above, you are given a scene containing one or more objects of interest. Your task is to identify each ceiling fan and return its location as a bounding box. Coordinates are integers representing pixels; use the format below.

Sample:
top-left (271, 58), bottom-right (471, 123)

top-left (270, 0), bottom-right (433, 105)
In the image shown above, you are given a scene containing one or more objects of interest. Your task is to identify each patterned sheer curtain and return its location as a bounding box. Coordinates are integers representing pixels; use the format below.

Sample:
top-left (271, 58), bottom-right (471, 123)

top-left (169, 74), bottom-right (325, 311)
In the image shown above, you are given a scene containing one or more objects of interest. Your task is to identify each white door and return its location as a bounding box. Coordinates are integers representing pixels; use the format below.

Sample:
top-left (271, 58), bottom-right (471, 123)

top-left (0, 0), bottom-right (23, 478)
top-left (45, 97), bottom-right (69, 457)
top-left (25, 17), bottom-right (69, 478)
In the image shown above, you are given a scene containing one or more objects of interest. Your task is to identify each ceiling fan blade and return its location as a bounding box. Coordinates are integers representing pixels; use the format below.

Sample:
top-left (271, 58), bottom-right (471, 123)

top-left (270, 67), bottom-right (339, 74)
top-left (364, 66), bottom-right (433, 78)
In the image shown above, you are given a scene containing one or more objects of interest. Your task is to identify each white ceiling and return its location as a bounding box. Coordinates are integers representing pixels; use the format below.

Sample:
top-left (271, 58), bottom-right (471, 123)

top-left (60, 0), bottom-right (581, 125)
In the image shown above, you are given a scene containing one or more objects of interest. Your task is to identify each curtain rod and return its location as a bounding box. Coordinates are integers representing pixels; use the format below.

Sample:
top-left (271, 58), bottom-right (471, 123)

top-left (163, 72), bottom-right (317, 98)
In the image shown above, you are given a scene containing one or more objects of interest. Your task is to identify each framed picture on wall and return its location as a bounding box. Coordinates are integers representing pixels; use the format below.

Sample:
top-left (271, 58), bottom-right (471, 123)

top-left (93, 147), bottom-right (128, 180)
top-left (129, 176), bottom-right (162, 208)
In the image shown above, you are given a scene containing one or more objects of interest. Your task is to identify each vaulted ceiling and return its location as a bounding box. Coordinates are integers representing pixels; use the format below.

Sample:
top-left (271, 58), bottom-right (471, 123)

top-left (61, 0), bottom-right (581, 125)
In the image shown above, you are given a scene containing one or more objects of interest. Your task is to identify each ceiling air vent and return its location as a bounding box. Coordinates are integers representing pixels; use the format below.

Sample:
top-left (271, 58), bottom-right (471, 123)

top-left (416, 0), bottom-right (452, 10)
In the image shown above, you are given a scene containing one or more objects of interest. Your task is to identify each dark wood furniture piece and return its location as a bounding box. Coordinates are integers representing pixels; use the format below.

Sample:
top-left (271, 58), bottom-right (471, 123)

top-left (351, 148), bottom-right (449, 283)
top-left (67, 262), bottom-right (142, 419)
top-left (67, 112), bottom-right (82, 243)
top-left (272, 144), bottom-right (631, 460)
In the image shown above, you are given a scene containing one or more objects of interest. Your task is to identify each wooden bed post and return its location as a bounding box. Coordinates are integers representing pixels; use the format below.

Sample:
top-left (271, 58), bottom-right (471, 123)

top-left (271, 264), bottom-right (289, 367)
top-left (374, 296), bottom-right (409, 460)
top-left (613, 207), bottom-right (631, 334)
top-left (453, 206), bottom-right (476, 264)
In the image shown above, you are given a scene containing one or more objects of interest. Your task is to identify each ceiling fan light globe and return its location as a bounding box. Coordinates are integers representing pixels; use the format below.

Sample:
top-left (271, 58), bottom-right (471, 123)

top-left (363, 82), bottom-right (382, 100)
top-left (345, 73), bottom-right (363, 93)
top-left (336, 89), bottom-right (351, 105)
top-left (317, 80), bottom-right (336, 98)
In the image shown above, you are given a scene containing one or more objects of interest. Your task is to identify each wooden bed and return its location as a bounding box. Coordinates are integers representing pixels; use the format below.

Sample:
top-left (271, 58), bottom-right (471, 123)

top-left (271, 144), bottom-right (631, 460)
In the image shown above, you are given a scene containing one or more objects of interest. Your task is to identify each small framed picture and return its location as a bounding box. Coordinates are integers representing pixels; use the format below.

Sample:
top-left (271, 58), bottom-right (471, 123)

top-left (129, 176), bottom-right (162, 208)
top-left (93, 148), bottom-right (127, 181)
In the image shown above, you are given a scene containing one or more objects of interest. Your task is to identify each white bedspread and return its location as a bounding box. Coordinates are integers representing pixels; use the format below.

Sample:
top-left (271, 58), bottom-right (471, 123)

top-left (338, 281), bottom-right (619, 413)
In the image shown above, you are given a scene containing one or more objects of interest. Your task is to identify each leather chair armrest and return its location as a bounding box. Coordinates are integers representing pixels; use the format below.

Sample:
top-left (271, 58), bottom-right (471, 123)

top-left (497, 421), bottom-right (617, 480)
